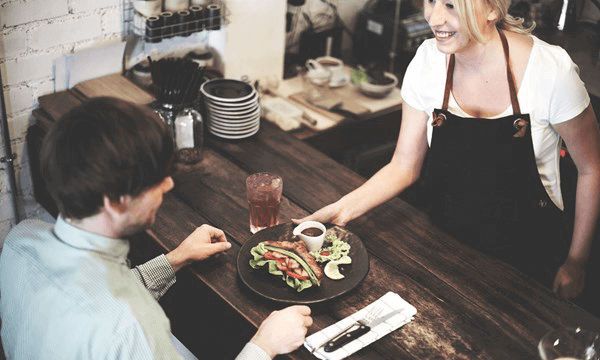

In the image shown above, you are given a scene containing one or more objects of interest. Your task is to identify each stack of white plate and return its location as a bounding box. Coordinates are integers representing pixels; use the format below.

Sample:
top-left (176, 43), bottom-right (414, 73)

top-left (200, 79), bottom-right (261, 139)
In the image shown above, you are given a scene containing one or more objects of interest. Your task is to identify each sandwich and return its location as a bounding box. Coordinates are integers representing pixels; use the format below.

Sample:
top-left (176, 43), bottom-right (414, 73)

top-left (249, 240), bottom-right (324, 292)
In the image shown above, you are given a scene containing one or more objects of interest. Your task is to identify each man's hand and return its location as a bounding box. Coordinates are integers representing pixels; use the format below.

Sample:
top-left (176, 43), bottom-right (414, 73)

top-left (553, 259), bottom-right (586, 300)
top-left (251, 305), bottom-right (313, 358)
top-left (166, 224), bottom-right (231, 271)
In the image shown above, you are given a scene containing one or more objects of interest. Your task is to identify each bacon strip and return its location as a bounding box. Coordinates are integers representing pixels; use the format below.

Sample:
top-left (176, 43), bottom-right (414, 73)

top-left (264, 240), bottom-right (324, 280)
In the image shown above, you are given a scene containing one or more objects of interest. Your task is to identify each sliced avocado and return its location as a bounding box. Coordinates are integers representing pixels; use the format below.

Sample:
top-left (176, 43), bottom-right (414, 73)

top-left (264, 245), bottom-right (321, 286)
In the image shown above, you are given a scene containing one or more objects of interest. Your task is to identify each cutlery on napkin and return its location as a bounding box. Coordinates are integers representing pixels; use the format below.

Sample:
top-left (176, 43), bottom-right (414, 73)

top-left (304, 292), bottom-right (417, 360)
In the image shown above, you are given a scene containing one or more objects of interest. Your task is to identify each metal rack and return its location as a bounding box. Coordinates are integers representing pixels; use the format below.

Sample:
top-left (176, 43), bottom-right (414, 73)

top-left (121, 1), bottom-right (229, 71)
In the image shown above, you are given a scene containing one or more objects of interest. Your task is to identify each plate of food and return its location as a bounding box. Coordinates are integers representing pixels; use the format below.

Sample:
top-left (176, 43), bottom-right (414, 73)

top-left (237, 223), bottom-right (369, 304)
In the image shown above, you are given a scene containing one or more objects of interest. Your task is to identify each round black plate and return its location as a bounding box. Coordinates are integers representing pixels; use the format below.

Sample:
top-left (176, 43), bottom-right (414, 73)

top-left (237, 223), bottom-right (369, 304)
top-left (202, 79), bottom-right (254, 100)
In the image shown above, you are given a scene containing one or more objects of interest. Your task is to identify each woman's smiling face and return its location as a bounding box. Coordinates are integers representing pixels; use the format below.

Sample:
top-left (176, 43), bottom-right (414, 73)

top-left (424, 0), bottom-right (494, 54)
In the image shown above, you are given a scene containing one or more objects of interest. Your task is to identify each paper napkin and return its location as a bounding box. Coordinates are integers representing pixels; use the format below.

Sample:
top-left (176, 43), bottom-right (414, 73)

top-left (304, 292), bottom-right (417, 360)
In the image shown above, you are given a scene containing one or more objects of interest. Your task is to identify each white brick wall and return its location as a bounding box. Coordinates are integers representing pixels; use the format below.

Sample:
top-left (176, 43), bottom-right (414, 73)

top-left (0, 0), bottom-right (69, 28)
top-left (0, 0), bottom-right (124, 245)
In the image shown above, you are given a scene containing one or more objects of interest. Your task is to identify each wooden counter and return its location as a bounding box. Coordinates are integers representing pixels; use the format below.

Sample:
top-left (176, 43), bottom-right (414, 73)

top-left (31, 76), bottom-right (600, 359)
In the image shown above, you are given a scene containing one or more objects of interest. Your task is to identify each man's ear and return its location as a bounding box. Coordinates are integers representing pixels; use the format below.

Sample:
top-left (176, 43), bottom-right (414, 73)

top-left (102, 195), bottom-right (131, 219)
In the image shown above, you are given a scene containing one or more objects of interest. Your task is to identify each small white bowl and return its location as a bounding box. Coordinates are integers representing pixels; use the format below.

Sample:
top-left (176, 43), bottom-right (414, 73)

top-left (358, 72), bottom-right (398, 98)
top-left (293, 221), bottom-right (326, 253)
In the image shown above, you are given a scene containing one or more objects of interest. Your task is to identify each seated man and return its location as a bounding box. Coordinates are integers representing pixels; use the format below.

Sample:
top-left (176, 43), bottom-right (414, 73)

top-left (0, 97), bottom-right (312, 359)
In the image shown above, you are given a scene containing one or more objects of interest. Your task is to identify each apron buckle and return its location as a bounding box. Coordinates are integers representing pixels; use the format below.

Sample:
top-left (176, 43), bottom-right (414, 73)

top-left (432, 112), bottom-right (446, 127)
top-left (513, 118), bottom-right (528, 138)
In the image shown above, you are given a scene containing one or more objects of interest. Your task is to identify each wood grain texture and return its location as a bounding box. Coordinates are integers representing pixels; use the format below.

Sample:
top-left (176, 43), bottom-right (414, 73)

top-left (33, 83), bottom-right (600, 359)
top-left (170, 149), bottom-right (540, 358)
top-left (38, 91), bottom-right (82, 122)
top-left (207, 121), bottom-right (600, 351)
top-left (72, 74), bottom-right (155, 105)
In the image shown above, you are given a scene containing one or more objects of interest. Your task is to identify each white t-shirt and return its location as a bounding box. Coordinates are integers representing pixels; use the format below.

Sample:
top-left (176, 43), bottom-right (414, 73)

top-left (400, 37), bottom-right (590, 210)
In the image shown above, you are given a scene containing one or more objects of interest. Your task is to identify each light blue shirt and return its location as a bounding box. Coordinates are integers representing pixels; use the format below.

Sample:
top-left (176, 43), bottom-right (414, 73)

top-left (0, 218), bottom-right (269, 360)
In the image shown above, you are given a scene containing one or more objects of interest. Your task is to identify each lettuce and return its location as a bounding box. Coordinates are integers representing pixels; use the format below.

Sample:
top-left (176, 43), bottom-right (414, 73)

top-left (311, 234), bottom-right (351, 263)
top-left (249, 243), bottom-right (318, 292)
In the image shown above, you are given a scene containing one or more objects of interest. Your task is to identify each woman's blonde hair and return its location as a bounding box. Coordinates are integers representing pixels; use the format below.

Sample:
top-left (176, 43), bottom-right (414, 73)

top-left (454, 0), bottom-right (535, 42)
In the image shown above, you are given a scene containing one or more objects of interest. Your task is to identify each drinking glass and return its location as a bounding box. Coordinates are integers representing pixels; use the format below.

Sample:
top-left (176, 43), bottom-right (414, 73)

top-left (538, 327), bottom-right (600, 360)
top-left (246, 173), bottom-right (283, 234)
top-left (302, 67), bottom-right (332, 104)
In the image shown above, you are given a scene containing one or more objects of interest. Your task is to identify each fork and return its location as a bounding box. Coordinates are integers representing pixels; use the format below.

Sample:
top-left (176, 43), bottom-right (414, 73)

top-left (310, 303), bottom-right (385, 354)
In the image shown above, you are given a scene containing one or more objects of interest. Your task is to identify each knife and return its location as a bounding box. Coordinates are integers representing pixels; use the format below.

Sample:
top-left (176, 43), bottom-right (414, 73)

top-left (322, 309), bottom-right (405, 353)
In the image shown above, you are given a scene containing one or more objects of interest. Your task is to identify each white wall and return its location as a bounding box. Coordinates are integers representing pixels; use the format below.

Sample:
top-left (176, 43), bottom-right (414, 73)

top-left (218, 0), bottom-right (286, 82)
top-left (0, 0), bottom-right (123, 243)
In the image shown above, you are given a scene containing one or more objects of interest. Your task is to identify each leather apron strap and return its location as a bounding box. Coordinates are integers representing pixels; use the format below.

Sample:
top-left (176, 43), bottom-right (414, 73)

top-left (440, 28), bottom-right (522, 116)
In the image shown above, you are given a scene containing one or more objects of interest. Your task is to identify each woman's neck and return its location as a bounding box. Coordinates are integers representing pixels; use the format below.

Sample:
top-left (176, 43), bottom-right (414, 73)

top-left (454, 27), bottom-right (502, 70)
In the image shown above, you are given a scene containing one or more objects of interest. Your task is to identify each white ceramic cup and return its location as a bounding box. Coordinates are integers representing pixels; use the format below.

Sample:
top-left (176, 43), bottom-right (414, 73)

top-left (133, 0), bottom-right (162, 17)
top-left (307, 57), bottom-right (346, 86)
top-left (293, 221), bottom-right (326, 253)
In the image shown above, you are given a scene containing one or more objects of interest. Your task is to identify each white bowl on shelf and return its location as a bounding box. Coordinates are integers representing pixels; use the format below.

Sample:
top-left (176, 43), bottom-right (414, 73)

top-left (358, 72), bottom-right (398, 99)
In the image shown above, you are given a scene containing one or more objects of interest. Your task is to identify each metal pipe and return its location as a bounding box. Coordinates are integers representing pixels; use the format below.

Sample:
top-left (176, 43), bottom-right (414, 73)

top-left (389, 0), bottom-right (402, 73)
top-left (0, 70), bottom-right (20, 223)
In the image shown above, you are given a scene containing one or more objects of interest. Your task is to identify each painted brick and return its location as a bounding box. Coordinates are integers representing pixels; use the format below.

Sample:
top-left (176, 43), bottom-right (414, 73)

top-left (29, 15), bottom-right (103, 50)
top-left (7, 112), bottom-right (34, 141)
top-left (0, 0), bottom-right (68, 28)
top-left (30, 79), bottom-right (54, 106)
top-left (0, 168), bottom-right (6, 193)
top-left (6, 143), bottom-right (24, 187)
top-left (0, 53), bottom-right (55, 85)
top-left (0, 28), bottom-right (28, 59)
top-left (101, 7), bottom-right (124, 35)
top-left (11, 137), bottom-right (28, 173)
top-left (70, 0), bottom-right (120, 13)
top-left (3, 86), bottom-right (34, 115)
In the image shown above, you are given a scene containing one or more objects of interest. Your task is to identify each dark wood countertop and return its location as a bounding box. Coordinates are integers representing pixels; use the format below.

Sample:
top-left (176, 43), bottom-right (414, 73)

top-left (31, 76), bottom-right (600, 359)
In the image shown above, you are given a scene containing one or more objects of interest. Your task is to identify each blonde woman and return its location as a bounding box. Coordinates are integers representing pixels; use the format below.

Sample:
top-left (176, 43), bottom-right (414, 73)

top-left (297, 0), bottom-right (600, 300)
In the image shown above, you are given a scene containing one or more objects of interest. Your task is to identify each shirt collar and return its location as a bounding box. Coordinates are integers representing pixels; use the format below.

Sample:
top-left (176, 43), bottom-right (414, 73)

top-left (54, 216), bottom-right (130, 260)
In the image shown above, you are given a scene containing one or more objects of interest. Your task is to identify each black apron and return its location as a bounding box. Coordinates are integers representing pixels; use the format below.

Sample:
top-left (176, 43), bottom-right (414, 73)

top-left (425, 29), bottom-right (567, 286)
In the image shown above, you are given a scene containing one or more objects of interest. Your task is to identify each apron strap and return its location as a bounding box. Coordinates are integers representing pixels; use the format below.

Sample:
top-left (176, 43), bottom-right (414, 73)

top-left (498, 28), bottom-right (522, 115)
top-left (441, 54), bottom-right (455, 111)
top-left (440, 28), bottom-right (523, 116)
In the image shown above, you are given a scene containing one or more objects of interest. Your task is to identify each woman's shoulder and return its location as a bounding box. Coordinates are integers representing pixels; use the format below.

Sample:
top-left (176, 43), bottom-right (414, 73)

top-left (415, 38), bottom-right (445, 60)
top-left (406, 39), bottom-right (446, 76)
top-left (401, 39), bottom-right (446, 112)
top-left (530, 35), bottom-right (575, 69)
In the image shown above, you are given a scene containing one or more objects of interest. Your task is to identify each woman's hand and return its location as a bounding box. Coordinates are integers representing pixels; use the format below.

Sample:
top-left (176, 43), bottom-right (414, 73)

top-left (166, 224), bottom-right (232, 271)
top-left (552, 259), bottom-right (586, 300)
top-left (292, 202), bottom-right (351, 227)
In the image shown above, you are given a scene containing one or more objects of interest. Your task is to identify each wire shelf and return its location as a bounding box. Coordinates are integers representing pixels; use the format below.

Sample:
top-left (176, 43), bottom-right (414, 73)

top-left (123, 1), bottom-right (229, 43)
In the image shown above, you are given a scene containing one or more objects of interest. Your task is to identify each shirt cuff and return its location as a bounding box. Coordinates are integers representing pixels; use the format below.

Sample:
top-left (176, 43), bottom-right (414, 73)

top-left (131, 254), bottom-right (176, 300)
top-left (235, 342), bottom-right (271, 360)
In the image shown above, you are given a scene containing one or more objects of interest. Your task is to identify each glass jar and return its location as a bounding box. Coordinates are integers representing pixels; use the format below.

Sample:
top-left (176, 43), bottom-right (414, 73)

top-left (174, 107), bottom-right (204, 164)
top-left (154, 102), bottom-right (177, 136)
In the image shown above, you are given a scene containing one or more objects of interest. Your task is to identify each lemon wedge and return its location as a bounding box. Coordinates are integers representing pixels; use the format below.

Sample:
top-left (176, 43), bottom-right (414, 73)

top-left (336, 255), bottom-right (352, 265)
top-left (324, 261), bottom-right (345, 280)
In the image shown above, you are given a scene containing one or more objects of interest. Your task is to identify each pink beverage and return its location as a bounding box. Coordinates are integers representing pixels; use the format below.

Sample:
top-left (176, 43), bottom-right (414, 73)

top-left (246, 173), bottom-right (283, 234)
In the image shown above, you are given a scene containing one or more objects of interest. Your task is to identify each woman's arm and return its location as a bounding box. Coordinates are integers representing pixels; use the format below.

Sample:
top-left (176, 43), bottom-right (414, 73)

top-left (552, 104), bottom-right (600, 299)
top-left (295, 103), bottom-right (430, 226)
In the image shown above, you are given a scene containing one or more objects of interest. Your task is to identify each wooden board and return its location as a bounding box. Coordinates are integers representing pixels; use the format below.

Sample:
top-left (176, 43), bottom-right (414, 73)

top-left (72, 73), bottom-right (155, 104)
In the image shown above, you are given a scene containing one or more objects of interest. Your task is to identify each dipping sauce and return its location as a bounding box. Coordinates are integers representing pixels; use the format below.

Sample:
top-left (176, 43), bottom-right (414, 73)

top-left (301, 227), bottom-right (323, 237)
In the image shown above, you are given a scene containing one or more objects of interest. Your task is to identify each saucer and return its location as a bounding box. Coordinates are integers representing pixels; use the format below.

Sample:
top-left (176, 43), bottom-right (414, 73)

top-left (329, 74), bottom-right (350, 88)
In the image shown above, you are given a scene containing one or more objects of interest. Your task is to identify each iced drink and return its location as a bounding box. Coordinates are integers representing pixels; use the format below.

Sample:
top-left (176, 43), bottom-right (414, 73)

top-left (246, 173), bottom-right (283, 234)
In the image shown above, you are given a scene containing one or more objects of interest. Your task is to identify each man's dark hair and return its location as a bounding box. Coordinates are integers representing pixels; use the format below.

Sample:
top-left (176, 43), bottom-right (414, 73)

top-left (40, 97), bottom-right (175, 219)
